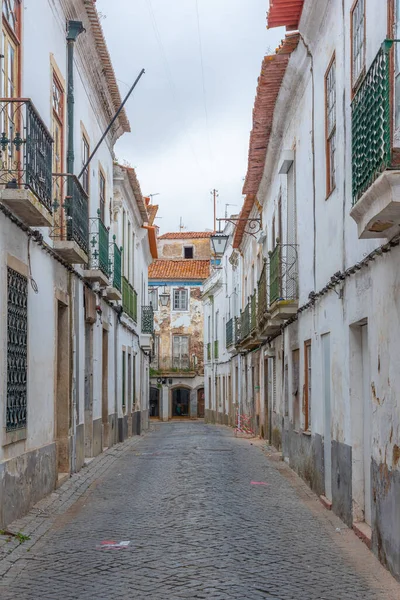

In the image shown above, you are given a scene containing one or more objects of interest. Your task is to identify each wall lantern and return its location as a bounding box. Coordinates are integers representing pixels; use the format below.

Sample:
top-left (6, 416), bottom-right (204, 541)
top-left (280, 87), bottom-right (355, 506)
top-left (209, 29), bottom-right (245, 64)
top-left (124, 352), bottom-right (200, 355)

top-left (159, 286), bottom-right (170, 307)
top-left (210, 232), bottom-right (229, 256)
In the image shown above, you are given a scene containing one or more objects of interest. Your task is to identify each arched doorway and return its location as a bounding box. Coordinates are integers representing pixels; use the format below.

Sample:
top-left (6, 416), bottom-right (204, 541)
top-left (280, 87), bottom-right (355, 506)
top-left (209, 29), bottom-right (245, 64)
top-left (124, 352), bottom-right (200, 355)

top-left (172, 388), bottom-right (190, 417)
top-left (197, 388), bottom-right (205, 418)
top-left (150, 387), bottom-right (160, 418)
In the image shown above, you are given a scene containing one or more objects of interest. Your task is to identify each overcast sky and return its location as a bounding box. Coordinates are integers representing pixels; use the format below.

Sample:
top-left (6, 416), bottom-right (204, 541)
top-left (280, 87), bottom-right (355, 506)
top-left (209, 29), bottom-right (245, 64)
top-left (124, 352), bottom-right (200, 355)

top-left (97, 0), bottom-right (284, 234)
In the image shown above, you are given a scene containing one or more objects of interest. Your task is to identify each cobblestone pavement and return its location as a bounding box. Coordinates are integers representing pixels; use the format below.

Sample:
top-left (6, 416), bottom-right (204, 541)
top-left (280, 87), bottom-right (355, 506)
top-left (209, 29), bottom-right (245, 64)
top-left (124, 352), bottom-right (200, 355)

top-left (1, 423), bottom-right (399, 599)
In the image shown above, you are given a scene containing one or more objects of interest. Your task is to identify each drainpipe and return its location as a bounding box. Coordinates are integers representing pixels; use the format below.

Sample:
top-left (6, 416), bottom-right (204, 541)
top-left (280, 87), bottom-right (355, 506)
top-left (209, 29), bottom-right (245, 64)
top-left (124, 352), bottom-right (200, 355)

top-left (66, 20), bottom-right (85, 189)
top-left (66, 21), bottom-right (84, 471)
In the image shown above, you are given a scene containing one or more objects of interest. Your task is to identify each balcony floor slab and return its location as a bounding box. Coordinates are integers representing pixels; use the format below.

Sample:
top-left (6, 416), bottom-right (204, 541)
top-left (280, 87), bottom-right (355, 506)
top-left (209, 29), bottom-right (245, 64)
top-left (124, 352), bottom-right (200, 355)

top-left (0, 188), bottom-right (52, 227)
top-left (270, 299), bottom-right (298, 321)
top-left (106, 286), bottom-right (122, 301)
top-left (53, 240), bottom-right (88, 265)
top-left (83, 269), bottom-right (109, 287)
top-left (350, 170), bottom-right (400, 239)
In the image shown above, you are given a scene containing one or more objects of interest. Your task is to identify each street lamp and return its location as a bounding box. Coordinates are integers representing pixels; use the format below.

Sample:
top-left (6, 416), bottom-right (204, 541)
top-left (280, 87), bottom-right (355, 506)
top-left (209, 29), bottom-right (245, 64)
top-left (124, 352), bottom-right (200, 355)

top-left (210, 231), bottom-right (229, 256)
top-left (159, 286), bottom-right (170, 307)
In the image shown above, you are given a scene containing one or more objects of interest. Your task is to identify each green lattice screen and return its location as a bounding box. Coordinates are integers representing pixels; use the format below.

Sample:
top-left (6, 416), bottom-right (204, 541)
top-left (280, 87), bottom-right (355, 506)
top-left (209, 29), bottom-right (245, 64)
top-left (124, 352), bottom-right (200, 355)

top-left (352, 48), bottom-right (391, 205)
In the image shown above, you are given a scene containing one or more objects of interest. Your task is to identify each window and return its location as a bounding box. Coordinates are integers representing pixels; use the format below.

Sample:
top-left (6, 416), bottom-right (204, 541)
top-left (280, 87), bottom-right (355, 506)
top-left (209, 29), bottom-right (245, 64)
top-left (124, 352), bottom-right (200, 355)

top-left (127, 222), bottom-right (131, 283)
top-left (149, 287), bottom-right (158, 309)
top-left (1, 1), bottom-right (20, 172)
top-left (304, 341), bottom-right (312, 430)
top-left (173, 288), bottom-right (188, 311)
top-left (151, 335), bottom-right (160, 369)
top-left (122, 350), bottom-right (126, 411)
top-left (351, 0), bottom-right (365, 88)
top-left (52, 74), bottom-right (64, 226)
top-left (82, 134), bottom-right (90, 194)
top-left (184, 246), bottom-right (193, 259)
top-left (173, 335), bottom-right (190, 370)
top-left (325, 56), bottom-right (336, 196)
top-left (292, 349), bottom-right (300, 431)
top-left (215, 310), bottom-right (219, 341)
top-left (7, 267), bottom-right (27, 432)
top-left (122, 210), bottom-right (126, 277)
top-left (207, 315), bottom-right (211, 342)
top-left (99, 170), bottom-right (106, 222)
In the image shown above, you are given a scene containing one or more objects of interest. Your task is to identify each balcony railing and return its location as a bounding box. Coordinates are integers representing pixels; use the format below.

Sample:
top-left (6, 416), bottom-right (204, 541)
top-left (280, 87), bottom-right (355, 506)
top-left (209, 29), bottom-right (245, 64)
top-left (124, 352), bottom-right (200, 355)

top-left (226, 318), bottom-right (233, 348)
top-left (109, 237), bottom-right (122, 292)
top-left (0, 98), bottom-right (53, 212)
top-left (52, 174), bottom-right (89, 255)
top-left (234, 316), bottom-right (241, 344)
top-left (240, 302), bottom-right (250, 340)
top-left (214, 340), bottom-right (219, 360)
top-left (352, 48), bottom-right (390, 205)
top-left (122, 276), bottom-right (137, 322)
top-left (250, 290), bottom-right (257, 332)
top-left (257, 260), bottom-right (268, 321)
top-left (142, 305), bottom-right (154, 334)
top-left (88, 209), bottom-right (110, 276)
top-left (269, 243), bottom-right (298, 305)
top-left (207, 342), bottom-right (211, 361)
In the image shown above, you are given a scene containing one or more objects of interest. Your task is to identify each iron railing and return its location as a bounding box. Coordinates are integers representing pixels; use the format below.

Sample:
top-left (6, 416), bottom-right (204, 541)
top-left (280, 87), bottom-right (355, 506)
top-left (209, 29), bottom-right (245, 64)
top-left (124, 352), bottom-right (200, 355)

top-left (88, 209), bottom-right (110, 276)
top-left (0, 98), bottom-right (53, 212)
top-left (6, 267), bottom-right (28, 432)
top-left (52, 174), bottom-right (89, 255)
top-left (240, 302), bottom-right (250, 340)
top-left (109, 237), bottom-right (122, 291)
top-left (142, 305), bottom-right (154, 334)
top-left (226, 318), bottom-right (234, 348)
top-left (352, 47), bottom-right (390, 204)
top-left (214, 340), bottom-right (219, 360)
top-left (257, 260), bottom-right (268, 322)
top-left (269, 243), bottom-right (298, 306)
top-left (234, 316), bottom-right (241, 344)
top-left (250, 290), bottom-right (257, 332)
top-left (122, 276), bottom-right (138, 322)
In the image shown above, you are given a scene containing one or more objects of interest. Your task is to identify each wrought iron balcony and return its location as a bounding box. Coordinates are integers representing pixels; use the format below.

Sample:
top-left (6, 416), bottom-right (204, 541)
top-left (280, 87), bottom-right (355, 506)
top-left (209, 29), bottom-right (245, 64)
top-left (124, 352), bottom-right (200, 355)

top-left (142, 305), bottom-right (154, 334)
top-left (257, 259), bottom-right (269, 323)
top-left (250, 290), bottom-right (257, 332)
top-left (214, 340), bottom-right (219, 360)
top-left (0, 98), bottom-right (53, 226)
top-left (268, 243), bottom-right (298, 321)
top-left (122, 276), bottom-right (138, 322)
top-left (106, 237), bottom-right (122, 300)
top-left (226, 318), bottom-right (234, 348)
top-left (234, 316), bottom-right (241, 344)
top-left (51, 174), bottom-right (89, 264)
top-left (83, 210), bottom-right (110, 285)
top-left (352, 48), bottom-right (390, 205)
top-left (351, 46), bottom-right (400, 238)
top-left (240, 302), bottom-right (250, 340)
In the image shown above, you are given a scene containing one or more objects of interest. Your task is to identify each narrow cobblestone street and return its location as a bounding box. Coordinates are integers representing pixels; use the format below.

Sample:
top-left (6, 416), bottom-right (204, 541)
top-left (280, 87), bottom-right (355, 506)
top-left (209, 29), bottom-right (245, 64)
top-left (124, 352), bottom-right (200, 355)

top-left (1, 422), bottom-right (399, 599)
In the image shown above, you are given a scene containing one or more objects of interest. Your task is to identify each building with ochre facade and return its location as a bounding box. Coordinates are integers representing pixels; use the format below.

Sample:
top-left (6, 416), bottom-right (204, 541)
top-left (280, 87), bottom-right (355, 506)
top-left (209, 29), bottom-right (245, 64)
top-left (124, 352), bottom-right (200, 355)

top-left (149, 232), bottom-right (211, 420)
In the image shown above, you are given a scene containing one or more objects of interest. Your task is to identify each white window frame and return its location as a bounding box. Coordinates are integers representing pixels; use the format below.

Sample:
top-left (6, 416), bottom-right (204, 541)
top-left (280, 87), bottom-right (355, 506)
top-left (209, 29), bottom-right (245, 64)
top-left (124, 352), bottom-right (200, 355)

top-left (149, 287), bottom-right (158, 311)
top-left (351, 0), bottom-right (365, 89)
top-left (325, 56), bottom-right (336, 196)
top-left (172, 335), bottom-right (190, 370)
top-left (173, 288), bottom-right (189, 311)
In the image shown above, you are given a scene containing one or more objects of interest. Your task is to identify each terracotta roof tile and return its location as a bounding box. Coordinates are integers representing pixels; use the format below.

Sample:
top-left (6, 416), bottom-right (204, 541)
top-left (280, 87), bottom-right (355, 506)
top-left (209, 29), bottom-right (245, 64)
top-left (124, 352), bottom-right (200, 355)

top-left (149, 260), bottom-right (210, 280)
top-left (84, 1), bottom-right (130, 134)
top-left (158, 232), bottom-right (213, 240)
top-left (120, 166), bottom-right (149, 223)
top-left (147, 204), bottom-right (159, 226)
top-left (235, 34), bottom-right (299, 249)
top-left (267, 0), bottom-right (305, 30)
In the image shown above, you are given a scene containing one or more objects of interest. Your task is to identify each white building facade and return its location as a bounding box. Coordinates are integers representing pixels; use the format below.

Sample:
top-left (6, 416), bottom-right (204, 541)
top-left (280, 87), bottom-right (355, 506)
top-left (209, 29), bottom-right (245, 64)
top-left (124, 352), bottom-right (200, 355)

top-left (204, 0), bottom-right (400, 581)
top-left (0, 0), bottom-right (153, 527)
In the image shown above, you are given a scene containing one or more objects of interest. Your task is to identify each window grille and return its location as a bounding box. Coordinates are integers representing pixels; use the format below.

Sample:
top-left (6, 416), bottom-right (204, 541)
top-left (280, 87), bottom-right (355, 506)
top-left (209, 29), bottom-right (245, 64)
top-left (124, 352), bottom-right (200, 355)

top-left (7, 267), bottom-right (28, 432)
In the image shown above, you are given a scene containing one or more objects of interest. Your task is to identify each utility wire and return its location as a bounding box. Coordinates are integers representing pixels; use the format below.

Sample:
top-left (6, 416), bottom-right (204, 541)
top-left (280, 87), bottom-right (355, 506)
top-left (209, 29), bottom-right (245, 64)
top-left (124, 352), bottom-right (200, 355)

top-left (145, 0), bottom-right (207, 180)
top-left (195, 0), bottom-right (214, 168)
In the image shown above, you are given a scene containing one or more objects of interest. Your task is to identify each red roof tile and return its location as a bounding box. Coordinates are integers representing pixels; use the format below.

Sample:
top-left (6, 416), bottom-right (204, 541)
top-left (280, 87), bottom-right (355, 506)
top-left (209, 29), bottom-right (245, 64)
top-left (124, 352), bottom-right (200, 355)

top-left (267, 0), bottom-right (305, 30)
top-left (149, 260), bottom-right (210, 280)
top-left (234, 34), bottom-right (299, 249)
top-left (84, 1), bottom-right (130, 134)
top-left (158, 232), bottom-right (213, 240)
